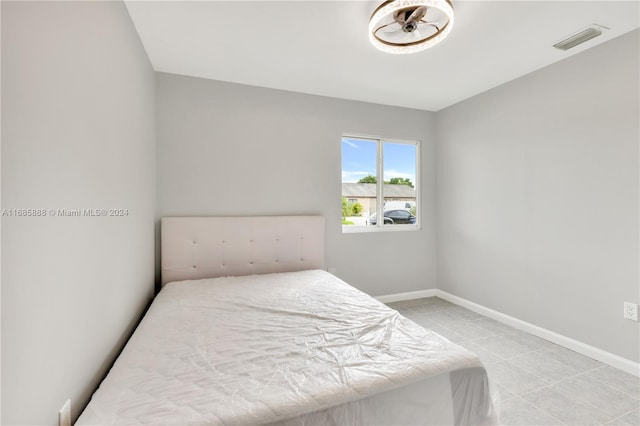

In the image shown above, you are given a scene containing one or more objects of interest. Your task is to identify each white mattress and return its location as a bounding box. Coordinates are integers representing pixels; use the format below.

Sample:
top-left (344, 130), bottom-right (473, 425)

top-left (77, 270), bottom-right (498, 425)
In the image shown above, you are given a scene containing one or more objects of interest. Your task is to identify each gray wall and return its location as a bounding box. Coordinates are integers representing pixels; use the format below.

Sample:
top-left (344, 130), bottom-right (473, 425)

top-left (156, 73), bottom-right (437, 296)
top-left (1, 1), bottom-right (155, 424)
top-left (436, 30), bottom-right (639, 362)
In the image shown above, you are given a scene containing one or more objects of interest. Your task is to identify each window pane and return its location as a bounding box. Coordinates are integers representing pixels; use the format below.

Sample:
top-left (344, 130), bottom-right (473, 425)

top-left (342, 137), bottom-right (377, 226)
top-left (383, 142), bottom-right (417, 226)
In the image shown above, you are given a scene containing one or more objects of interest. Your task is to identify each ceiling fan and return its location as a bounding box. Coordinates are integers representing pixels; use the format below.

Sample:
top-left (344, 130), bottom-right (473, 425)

top-left (369, 0), bottom-right (454, 54)
top-left (378, 6), bottom-right (436, 40)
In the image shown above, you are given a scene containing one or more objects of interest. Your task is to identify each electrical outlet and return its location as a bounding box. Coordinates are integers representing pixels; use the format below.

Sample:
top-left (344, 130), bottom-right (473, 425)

top-left (58, 399), bottom-right (71, 426)
top-left (623, 302), bottom-right (638, 321)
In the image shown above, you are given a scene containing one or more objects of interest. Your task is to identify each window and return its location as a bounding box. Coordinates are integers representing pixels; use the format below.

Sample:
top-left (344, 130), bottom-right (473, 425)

top-left (341, 135), bottom-right (419, 232)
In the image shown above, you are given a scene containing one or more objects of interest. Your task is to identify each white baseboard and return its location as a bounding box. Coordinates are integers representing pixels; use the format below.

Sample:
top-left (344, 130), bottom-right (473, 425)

top-left (375, 289), bottom-right (437, 304)
top-left (376, 288), bottom-right (640, 377)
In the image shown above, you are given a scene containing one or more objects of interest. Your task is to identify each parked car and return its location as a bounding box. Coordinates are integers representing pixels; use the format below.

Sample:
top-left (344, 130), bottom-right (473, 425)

top-left (383, 200), bottom-right (416, 211)
top-left (370, 209), bottom-right (416, 225)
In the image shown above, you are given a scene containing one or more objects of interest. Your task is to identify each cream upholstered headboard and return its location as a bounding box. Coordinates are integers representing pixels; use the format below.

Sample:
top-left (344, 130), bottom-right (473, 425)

top-left (161, 216), bottom-right (325, 286)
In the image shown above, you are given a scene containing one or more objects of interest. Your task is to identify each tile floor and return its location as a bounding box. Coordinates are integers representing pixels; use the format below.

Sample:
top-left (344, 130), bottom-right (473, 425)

top-left (386, 297), bottom-right (640, 426)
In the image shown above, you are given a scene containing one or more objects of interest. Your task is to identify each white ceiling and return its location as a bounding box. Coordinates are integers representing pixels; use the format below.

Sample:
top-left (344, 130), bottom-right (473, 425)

top-left (125, 0), bottom-right (639, 111)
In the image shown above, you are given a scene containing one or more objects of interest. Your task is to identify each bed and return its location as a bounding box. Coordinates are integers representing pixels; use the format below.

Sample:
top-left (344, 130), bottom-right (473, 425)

top-left (77, 216), bottom-right (498, 425)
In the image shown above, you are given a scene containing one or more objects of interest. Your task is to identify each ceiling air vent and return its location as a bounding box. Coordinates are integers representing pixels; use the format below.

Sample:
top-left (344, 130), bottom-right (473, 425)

top-left (553, 24), bottom-right (609, 51)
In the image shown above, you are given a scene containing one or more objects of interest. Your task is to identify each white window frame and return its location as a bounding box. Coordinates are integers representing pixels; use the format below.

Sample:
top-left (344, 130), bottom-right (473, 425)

top-left (342, 134), bottom-right (420, 233)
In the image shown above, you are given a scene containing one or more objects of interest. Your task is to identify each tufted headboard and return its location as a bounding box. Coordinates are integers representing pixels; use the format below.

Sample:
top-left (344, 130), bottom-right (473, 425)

top-left (161, 216), bottom-right (325, 286)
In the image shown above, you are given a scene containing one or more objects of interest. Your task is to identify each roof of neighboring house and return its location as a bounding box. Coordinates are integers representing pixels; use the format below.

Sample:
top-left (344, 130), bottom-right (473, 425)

top-left (342, 183), bottom-right (415, 198)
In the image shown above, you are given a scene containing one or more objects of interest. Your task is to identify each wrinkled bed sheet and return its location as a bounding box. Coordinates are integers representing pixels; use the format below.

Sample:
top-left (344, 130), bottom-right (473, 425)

top-left (77, 270), bottom-right (498, 425)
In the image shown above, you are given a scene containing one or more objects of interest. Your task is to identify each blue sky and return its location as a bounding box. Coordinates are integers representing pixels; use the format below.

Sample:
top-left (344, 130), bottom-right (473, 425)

top-left (342, 137), bottom-right (416, 184)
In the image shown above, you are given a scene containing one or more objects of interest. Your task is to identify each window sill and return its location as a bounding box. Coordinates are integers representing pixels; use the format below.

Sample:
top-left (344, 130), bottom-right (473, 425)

top-left (341, 224), bottom-right (421, 234)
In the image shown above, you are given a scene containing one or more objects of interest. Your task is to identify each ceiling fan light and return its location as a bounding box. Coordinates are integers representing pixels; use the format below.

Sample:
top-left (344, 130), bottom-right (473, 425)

top-left (369, 0), bottom-right (454, 54)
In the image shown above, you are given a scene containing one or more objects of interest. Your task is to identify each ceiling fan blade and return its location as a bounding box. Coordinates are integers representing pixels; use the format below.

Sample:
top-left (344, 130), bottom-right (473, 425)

top-left (413, 28), bottom-right (422, 39)
top-left (407, 6), bottom-right (427, 23)
top-left (420, 20), bottom-right (441, 31)
top-left (383, 22), bottom-right (402, 33)
top-left (376, 21), bottom-right (401, 35)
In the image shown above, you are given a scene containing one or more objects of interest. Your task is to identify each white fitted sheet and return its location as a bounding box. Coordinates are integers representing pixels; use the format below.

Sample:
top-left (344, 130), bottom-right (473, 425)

top-left (77, 270), bottom-right (498, 425)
